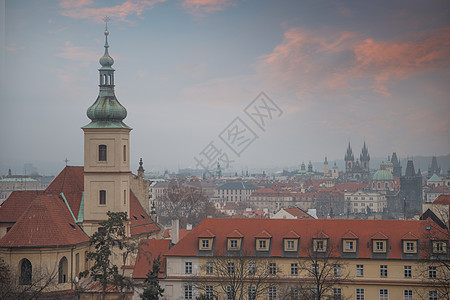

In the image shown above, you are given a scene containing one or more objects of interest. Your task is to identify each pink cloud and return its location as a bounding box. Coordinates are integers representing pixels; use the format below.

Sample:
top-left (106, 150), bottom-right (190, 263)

top-left (182, 0), bottom-right (234, 16)
top-left (56, 41), bottom-right (98, 64)
top-left (258, 26), bottom-right (450, 97)
top-left (58, 0), bottom-right (166, 23)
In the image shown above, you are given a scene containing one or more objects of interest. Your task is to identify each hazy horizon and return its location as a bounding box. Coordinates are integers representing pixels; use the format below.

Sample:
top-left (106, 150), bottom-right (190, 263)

top-left (1, 0), bottom-right (449, 176)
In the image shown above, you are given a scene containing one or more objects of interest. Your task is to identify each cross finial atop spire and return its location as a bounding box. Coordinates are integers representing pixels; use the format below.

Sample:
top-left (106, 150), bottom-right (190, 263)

top-left (103, 16), bottom-right (110, 29)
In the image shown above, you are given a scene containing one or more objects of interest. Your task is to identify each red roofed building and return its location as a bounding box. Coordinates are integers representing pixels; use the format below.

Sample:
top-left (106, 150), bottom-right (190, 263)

top-left (0, 27), bottom-right (161, 296)
top-left (155, 218), bottom-right (449, 300)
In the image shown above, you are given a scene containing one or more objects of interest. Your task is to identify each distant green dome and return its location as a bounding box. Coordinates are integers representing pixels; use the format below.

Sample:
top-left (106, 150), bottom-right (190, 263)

top-left (382, 161), bottom-right (393, 168)
top-left (372, 169), bottom-right (394, 181)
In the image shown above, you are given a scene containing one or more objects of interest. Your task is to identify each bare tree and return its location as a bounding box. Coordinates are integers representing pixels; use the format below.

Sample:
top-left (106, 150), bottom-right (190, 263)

top-left (415, 218), bottom-right (450, 300)
top-left (0, 257), bottom-right (59, 300)
top-left (195, 251), bottom-right (276, 300)
top-left (159, 184), bottom-right (218, 226)
top-left (280, 247), bottom-right (349, 300)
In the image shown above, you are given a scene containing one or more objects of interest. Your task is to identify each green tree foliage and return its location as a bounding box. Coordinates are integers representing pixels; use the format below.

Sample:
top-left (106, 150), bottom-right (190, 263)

top-left (141, 255), bottom-right (164, 300)
top-left (81, 211), bottom-right (128, 300)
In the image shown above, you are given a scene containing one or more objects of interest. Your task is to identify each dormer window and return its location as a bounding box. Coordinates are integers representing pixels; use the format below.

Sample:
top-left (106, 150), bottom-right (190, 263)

top-left (313, 239), bottom-right (327, 252)
top-left (284, 239), bottom-right (298, 251)
top-left (344, 240), bottom-right (355, 252)
top-left (256, 238), bottom-right (270, 251)
top-left (403, 241), bottom-right (417, 254)
top-left (99, 145), bottom-right (107, 161)
top-left (199, 238), bottom-right (213, 251)
top-left (228, 238), bottom-right (242, 251)
top-left (373, 240), bottom-right (387, 253)
top-left (432, 241), bottom-right (447, 254)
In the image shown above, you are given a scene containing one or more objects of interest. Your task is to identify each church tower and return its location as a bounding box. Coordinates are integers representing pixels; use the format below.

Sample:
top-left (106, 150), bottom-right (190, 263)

top-left (360, 141), bottom-right (370, 172)
top-left (323, 156), bottom-right (329, 177)
top-left (344, 142), bottom-right (354, 173)
top-left (81, 23), bottom-right (132, 236)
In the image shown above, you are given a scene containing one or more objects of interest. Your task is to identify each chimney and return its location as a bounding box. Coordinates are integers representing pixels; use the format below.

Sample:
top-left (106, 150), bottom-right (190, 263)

top-left (171, 219), bottom-right (179, 244)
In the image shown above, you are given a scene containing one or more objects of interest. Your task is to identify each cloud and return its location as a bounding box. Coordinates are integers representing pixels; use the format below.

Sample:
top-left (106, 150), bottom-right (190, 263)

top-left (56, 41), bottom-right (98, 64)
top-left (58, 0), bottom-right (166, 23)
top-left (258, 26), bottom-right (450, 98)
top-left (182, 0), bottom-right (234, 16)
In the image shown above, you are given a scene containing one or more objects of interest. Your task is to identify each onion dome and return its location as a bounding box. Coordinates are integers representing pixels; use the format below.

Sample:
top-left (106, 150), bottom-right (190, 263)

top-left (83, 23), bottom-right (130, 130)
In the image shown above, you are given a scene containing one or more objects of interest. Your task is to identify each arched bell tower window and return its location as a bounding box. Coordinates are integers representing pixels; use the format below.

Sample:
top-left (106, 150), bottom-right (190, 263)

top-left (99, 190), bottom-right (106, 205)
top-left (99, 145), bottom-right (107, 161)
top-left (19, 258), bottom-right (32, 285)
top-left (123, 145), bottom-right (126, 162)
top-left (58, 257), bottom-right (68, 284)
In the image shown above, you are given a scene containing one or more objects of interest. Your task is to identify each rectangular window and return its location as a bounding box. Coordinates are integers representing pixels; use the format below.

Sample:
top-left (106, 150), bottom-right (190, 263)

top-left (291, 263), bottom-right (298, 275)
top-left (406, 242), bottom-right (415, 252)
top-left (206, 262), bottom-right (213, 274)
top-left (356, 265), bottom-right (364, 277)
top-left (380, 265), bottom-right (388, 277)
top-left (268, 287), bottom-right (277, 300)
top-left (429, 266), bottom-right (436, 278)
top-left (376, 241), bottom-right (385, 251)
top-left (269, 262), bottom-right (277, 275)
top-left (290, 288), bottom-right (299, 300)
top-left (404, 266), bottom-right (412, 278)
top-left (99, 145), bottom-right (107, 161)
top-left (248, 286), bottom-right (256, 300)
top-left (228, 262), bottom-right (235, 274)
top-left (205, 286), bottom-right (214, 299)
top-left (259, 239), bottom-right (267, 249)
top-left (226, 286), bottom-right (235, 300)
top-left (184, 285), bottom-right (193, 300)
top-left (248, 263), bottom-right (256, 275)
top-left (123, 145), bottom-right (126, 162)
top-left (312, 264), bottom-right (319, 276)
top-left (333, 288), bottom-right (342, 300)
top-left (230, 239), bottom-right (238, 249)
top-left (202, 239), bottom-right (210, 249)
top-left (314, 240), bottom-right (326, 252)
top-left (404, 290), bottom-right (413, 300)
top-left (379, 289), bottom-right (388, 300)
top-left (356, 288), bottom-right (365, 300)
top-left (334, 264), bottom-right (341, 276)
top-left (287, 240), bottom-right (295, 250)
top-left (99, 190), bottom-right (106, 205)
top-left (428, 291), bottom-right (438, 300)
top-left (185, 262), bottom-right (192, 274)
top-left (345, 241), bottom-right (354, 251)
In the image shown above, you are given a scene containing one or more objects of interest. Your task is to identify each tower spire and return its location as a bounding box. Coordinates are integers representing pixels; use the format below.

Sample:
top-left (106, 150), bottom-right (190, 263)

top-left (83, 19), bottom-right (130, 130)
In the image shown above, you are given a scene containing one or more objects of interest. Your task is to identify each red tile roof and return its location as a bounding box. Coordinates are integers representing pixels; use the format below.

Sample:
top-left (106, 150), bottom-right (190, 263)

top-left (0, 191), bottom-right (44, 223)
top-left (165, 218), bottom-right (447, 259)
top-left (314, 230), bottom-right (329, 239)
top-left (370, 231), bottom-right (389, 240)
top-left (283, 230), bottom-right (300, 238)
top-left (227, 229), bottom-right (244, 238)
top-left (132, 239), bottom-right (171, 279)
top-left (162, 228), bottom-right (190, 241)
top-left (401, 232), bottom-right (418, 240)
top-left (342, 230), bottom-right (358, 239)
top-left (0, 194), bottom-right (89, 247)
top-left (255, 230), bottom-right (272, 238)
top-left (130, 191), bottom-right (160, 237)
top-left (284, 207), bottom-right (313, 219)
top-left (434, 194), bottom-right (450, 205)
top-left (198, 229), bottom-right (215, 238)
top-left (45, 166), bottom-right (84, 217)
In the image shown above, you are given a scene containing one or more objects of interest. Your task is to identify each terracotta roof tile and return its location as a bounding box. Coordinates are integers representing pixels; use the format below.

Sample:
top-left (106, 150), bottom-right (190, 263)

top-left (45, 166), bottom-right (84, 217)
top-left (255, 230), bottom-right (272, 238)
top-left (0, 191), bottom-right (44, 223)
top-left (0, 194), bottom-right (89, 247)
top-left (198, 229), bottom-right (215, 238)
top-left (314, 230), bottom-right (329, 239)
top-left (370, 231), bottom-right (389, 240)
top-left (283, 230), bottom-right (300, 238)
top-left (129, 191), bottom-right (159, 237)
top-left (132, 239), bottom-right (171, 279)
top-left (342, 230), bottom-right (359, 239)
top-left (227, 229), bottom-right (244, 238)
top-left (165, 218), bottom-right (446, 259)
top-left (284, 207), bottom-right (313, 219)
top-left (434, 194), bottom-right (450, 205)
top-left (401, 232), bottom-right (418, 240)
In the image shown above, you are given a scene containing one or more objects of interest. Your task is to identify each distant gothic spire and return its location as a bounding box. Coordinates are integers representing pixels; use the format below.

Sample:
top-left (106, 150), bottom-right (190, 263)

top-left (83, 19), bottom-right (130, 130)
top-left (360, 141), bottom-right (370, 162)
top-left (345, 142), bottom-right (354, 161)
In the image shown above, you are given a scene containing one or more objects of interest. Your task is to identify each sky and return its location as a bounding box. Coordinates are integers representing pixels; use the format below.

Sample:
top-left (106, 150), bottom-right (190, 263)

top-left (0, 0), bottom-right (449, 175)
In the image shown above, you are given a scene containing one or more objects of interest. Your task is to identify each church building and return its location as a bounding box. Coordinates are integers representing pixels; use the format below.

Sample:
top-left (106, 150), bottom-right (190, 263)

top-left (0, 25), bottom-right (161, 294)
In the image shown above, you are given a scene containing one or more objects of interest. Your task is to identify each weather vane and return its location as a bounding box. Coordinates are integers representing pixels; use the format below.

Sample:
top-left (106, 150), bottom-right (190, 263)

top-left (64, 158), bottom-right (69, 166)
